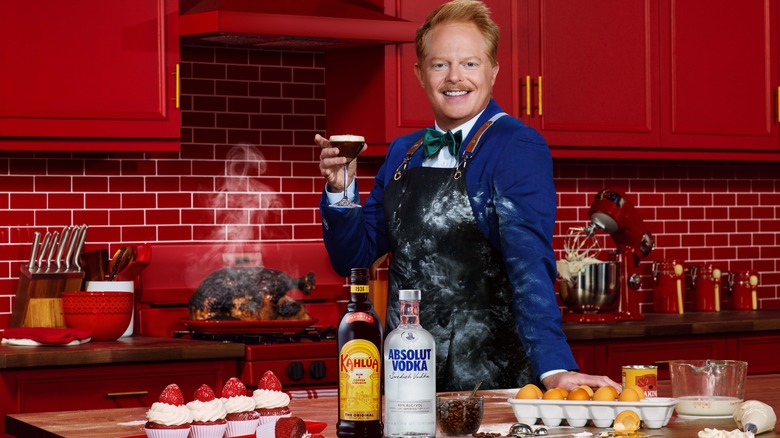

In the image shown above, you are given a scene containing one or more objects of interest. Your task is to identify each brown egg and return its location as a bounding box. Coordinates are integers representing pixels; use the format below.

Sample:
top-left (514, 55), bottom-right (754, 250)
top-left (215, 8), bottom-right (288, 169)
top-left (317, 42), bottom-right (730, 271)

top-left (592, 385), bottom-right (619, 401)
top-left (614, 410), bottom-right (641, 433)
top-left (543, 388), bottom-right (565, 400)
top-left (567, 387), bottom-right (591, 401)
top-left (515, 383), bottom-right (543, 399)
top-left (626, 384), bottom-right (646, 400)
top-left (618, 387), bottom-right (641, 402)
top-left (577, 385), bottom-right (595, 397)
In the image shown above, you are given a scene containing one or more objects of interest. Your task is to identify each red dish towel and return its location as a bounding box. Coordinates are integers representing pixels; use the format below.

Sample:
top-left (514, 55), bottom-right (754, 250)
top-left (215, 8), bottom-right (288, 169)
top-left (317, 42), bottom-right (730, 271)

top-left (2, 327), bottom-right (92, 344)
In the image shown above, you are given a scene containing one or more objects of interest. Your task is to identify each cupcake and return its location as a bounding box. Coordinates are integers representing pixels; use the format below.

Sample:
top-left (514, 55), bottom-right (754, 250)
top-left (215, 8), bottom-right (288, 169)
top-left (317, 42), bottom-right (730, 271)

top-left (220, 377), bottom-right (260, 437)
top-left (253, 370), bottom-right (292, 437)
top-left (186, 384), bottom-right (228, 438)
top-left (145, 383), bottom-right (192, 438)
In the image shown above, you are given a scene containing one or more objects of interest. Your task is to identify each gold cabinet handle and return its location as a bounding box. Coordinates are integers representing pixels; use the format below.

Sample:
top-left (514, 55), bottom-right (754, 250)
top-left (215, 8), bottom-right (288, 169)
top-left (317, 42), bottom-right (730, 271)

top-left (537, 76), bottom-right (543, 116)
top-left (106, 391), bottom-right (149, 398)
top-left (777, 86), bottom-right (779, 123)
top-left (525, 75), bottom-right (531, 116)
top-left (173, 63), bottom-right (180, 109)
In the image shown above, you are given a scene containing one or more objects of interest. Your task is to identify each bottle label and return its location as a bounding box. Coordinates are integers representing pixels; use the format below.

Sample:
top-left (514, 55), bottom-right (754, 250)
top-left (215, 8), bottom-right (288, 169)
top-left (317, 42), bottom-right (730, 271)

top-left (351, 284), bottom-right (370, 293)
top-left (339, 339), bottom-right (382, 421)
top-left (345, 312), bottom-right (374, 324)
top-left (387, 348), bottom-right (433, 373)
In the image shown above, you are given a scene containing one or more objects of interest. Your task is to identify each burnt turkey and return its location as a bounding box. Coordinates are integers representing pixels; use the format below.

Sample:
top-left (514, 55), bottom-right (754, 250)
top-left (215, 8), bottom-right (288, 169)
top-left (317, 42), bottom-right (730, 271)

top-left (188, 267), bottom-right (315, 321)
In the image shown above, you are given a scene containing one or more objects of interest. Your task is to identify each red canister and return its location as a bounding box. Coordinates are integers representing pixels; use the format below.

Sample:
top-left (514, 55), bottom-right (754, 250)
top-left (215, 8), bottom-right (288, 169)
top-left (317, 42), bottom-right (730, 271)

top-left (730, 271), bottom-right (759, 310)
top-left (653, 260), bottom-right (685, 314)
top-left (690, 264), bottom-right (722, 312)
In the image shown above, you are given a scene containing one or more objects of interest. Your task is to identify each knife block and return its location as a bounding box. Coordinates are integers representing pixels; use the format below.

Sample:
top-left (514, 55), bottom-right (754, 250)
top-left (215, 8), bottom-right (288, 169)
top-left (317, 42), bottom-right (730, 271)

top-left (10, 267), bottom-right (85, 328)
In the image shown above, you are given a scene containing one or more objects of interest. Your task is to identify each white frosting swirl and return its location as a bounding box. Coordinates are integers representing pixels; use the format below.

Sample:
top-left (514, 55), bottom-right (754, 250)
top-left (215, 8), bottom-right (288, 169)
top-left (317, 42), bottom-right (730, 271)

top-left (186, 398), bottom-right (227, 422)
top-left (146, 402), bottom-right (192, 426)
top-left (252, 389), bottom-right (290, 409)
top-left (220, 395), bottom-right (256, 414)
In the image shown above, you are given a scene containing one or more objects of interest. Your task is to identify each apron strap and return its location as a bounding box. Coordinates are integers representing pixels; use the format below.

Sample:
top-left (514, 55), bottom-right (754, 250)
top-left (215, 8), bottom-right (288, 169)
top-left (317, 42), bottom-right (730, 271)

top-left (454, 112), bottom-right (506, 180)
top-left (393, 112), bottom-right (507, 181)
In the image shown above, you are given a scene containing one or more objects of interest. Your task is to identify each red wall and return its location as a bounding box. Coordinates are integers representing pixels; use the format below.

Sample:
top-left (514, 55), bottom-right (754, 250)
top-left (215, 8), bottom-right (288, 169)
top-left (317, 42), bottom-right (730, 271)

top-left (0, 46), bottom-right (777, 329)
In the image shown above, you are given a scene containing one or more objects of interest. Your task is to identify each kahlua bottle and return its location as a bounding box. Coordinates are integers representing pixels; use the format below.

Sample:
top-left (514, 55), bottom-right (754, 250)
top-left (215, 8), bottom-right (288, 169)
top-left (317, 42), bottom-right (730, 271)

top-left (384, 289), bottom-right (436, 437)
top-left (337, 267), bottom-right (384, 438)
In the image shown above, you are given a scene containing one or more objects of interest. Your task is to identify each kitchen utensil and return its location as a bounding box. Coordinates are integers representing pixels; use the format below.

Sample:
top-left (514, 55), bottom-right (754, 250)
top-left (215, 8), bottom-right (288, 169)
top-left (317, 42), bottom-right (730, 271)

top-left (115, 243), bottom-right (152, 281)
top-left (63, 226), bottom-right (80, 272)
top-left (44, 231), bottom-right (59, 272)
top-left (562, 226), bottom-right (601, 263)
top-left (9, 227), bottom-right (87, 328)
top-left (653, 259), bottom-right (685, 313)
top-left (713, 268), bottom-right (722, 311)
top-left (558, 261), bottom-right (619, 315)
top-left (675, 264), bottom-right (684, 314)
top-left (561, 189), bottom-right (654, 323)
top-left (730, 271), bottom-right (759, 310)
top-left (669, 359), bottom-right (747, 416)
top-left (36, 231), bottom-right (52, 272)
top-left (108, 246), bottom-right (135, 281)
top-left (691, 264), bottom-right (721, 312)
top-left (27, 232), bottom-right (41, 271)
top-left (55, 226), bottom-right (71, 272)
top-left (85, 280), bottom-right (135, 337)
top-left (72, 224), bottom-right (88, 271)
top-left (61, 291), bottom-right (133, 341)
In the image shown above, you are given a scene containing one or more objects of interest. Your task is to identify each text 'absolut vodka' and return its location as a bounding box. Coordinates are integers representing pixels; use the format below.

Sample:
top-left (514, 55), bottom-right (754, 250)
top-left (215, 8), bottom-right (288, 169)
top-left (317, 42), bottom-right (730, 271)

top-left (387, 348), bottom-right (433, 372)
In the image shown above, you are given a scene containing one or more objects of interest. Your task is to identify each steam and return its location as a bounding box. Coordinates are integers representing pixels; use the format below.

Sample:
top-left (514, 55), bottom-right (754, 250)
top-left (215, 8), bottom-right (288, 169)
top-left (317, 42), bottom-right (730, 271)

top-left (183, 144), bottom-right (289, 284)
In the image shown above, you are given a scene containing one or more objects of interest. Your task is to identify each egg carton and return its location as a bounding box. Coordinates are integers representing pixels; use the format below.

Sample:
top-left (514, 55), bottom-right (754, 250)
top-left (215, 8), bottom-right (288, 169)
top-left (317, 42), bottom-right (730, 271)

top-left (507, 397), bottom-right (678, 429)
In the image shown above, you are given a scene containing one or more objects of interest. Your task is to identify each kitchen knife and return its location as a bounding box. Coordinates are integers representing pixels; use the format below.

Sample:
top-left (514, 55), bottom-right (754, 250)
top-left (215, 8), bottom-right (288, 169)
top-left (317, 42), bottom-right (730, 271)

top-left (45, 231), bottom-right (59, 272)
top-left (27, 231), bottom-right (41, 271)
top-left (55, 226), bottom-right (71, 271)
top-left (72, 224), bottom-right (88, 271)
top-left (36, 231), bottom-right (52, 271)
top-left (64, 225), bottom-right (80, 272)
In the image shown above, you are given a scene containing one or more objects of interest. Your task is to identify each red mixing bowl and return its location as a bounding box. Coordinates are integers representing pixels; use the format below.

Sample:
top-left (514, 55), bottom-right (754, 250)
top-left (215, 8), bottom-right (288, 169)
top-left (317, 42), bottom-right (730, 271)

top-left (60, 291), bottom-right (133, 342)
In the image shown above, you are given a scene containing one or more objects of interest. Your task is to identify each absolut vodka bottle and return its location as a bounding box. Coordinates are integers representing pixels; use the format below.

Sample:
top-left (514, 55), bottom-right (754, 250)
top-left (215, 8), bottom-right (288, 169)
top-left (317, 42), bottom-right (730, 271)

top-left (384, 289), bottom-right (436, 438)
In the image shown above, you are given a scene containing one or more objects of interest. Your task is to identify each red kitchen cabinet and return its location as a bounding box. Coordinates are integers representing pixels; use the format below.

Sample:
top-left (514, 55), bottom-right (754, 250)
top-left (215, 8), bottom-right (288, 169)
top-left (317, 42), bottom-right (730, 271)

top-left (0, 359), bottom-right (236, 433)
top-left (333, 0), bottom-right (780, 159)
top-left (659, 0), bottom-right (779, 152)
top-left (0, 0), bottom-right (180, 151)
top-left (569, 331), bottom-right (780, 385)
top-left (524, 0), bottom-right (779, 158)
top-left (522, 0), bottom-right (661, 149)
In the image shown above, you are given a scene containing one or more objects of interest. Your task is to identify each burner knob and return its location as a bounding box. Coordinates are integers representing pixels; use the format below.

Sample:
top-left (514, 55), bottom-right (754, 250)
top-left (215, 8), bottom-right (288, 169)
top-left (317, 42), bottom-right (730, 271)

top-left (287, 362), bottom-right (305, 381)
top-left (310, 360), bottom-right (327, 380)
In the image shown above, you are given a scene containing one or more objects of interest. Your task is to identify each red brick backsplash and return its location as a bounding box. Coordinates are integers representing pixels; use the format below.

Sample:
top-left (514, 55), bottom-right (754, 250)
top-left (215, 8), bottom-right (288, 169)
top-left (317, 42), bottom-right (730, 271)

top-left (0, 45), bottom-right (778, 330)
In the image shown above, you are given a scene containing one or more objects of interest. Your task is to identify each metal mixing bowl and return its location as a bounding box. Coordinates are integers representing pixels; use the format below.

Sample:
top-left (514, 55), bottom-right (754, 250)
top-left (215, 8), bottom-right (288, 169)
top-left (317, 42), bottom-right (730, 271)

top-left (558, 261), bottom-right (619, 313)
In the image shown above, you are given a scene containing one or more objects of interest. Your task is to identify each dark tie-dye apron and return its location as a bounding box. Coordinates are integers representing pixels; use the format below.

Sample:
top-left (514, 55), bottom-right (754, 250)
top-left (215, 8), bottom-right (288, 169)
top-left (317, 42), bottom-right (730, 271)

top-left (382, 150), bottom-right (532, 392)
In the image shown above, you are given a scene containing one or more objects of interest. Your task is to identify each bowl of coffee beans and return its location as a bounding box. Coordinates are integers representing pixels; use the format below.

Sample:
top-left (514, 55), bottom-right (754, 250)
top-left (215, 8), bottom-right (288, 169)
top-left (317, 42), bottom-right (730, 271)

top-left (436, 394), bottom-right (484, 436)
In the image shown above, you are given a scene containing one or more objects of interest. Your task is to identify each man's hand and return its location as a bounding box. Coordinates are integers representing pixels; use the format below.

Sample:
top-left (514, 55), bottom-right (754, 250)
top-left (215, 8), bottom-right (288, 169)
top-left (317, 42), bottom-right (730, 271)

top-left (316, 134), bottom-right (366, 193)
top-left (541, 371), bottom-right (622, 393)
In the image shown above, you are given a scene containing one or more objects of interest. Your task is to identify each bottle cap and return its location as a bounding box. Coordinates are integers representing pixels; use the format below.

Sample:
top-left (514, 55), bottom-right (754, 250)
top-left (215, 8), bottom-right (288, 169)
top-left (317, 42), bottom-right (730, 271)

top-left (398, 289), bottom-right (421, 301)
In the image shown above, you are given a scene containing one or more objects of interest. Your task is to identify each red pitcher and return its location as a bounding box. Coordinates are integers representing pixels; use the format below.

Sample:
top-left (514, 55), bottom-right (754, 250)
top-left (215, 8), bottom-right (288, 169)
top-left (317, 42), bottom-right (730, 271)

top-left (730, 271), bottom-right (759, 310)
top-left (653, 260), bottom-right (685, 314)
top-left (690, 264), bottom-right (722, 312)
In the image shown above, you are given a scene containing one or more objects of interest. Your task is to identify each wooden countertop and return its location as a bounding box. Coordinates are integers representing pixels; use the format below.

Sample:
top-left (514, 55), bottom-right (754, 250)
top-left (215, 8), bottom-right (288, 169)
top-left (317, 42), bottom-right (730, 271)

top-left (0, 336), bottom-right (245, 369)
top-left (562, 309), bottom-right (780, 341)
top-left (8, 375), bottom-right (780, 438)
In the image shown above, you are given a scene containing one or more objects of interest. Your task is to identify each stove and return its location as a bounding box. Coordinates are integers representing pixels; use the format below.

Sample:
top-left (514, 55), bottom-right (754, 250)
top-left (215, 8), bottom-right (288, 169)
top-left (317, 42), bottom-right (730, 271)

top-left (136, 242), bottom-right (346, 391)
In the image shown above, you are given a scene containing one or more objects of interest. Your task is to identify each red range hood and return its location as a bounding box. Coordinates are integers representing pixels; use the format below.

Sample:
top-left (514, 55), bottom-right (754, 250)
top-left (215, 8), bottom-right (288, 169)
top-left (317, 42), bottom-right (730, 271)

top-left (180, 0), bottom-right (419, 50)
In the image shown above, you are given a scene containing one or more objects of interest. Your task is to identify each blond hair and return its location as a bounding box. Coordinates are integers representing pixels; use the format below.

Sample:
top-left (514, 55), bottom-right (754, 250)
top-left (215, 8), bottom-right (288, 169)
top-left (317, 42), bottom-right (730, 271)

top-left (415, 0), bottom-right (499, 65)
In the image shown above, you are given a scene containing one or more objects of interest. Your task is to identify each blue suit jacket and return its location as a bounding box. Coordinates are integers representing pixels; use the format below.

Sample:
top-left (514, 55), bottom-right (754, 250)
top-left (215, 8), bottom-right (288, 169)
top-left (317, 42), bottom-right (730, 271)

top-left (320, 99), bottom-right (579, 381)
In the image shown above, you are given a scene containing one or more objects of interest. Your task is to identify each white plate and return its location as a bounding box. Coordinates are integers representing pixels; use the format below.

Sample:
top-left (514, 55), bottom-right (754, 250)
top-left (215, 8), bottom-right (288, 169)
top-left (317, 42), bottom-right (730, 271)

top-left (507, 397), bottom-right (678, 429)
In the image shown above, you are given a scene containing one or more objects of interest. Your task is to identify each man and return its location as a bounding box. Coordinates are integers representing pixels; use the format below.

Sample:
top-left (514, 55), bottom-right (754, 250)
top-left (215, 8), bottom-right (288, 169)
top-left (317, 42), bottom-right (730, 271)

top-left (317, 0), bottom-right (619, 393)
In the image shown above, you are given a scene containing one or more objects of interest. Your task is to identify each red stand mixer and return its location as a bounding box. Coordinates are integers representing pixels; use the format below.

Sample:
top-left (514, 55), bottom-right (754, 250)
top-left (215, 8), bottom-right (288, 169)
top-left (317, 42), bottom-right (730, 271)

top-left (560, 189), bottom-right (654, 323)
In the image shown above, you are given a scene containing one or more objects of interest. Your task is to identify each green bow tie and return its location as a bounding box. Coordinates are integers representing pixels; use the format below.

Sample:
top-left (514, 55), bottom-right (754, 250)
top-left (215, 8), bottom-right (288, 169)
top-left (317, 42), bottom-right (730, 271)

top-left (422, 129), bottom-right (462, 158)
